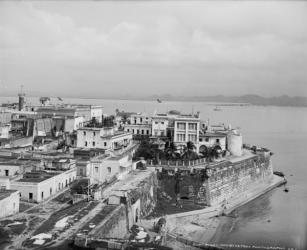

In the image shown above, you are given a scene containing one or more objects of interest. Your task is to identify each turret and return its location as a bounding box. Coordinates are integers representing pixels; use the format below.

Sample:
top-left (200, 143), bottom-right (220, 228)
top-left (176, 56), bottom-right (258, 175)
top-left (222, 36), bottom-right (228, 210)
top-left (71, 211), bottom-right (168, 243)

top-left (18, 85), bottom-right (25, 111)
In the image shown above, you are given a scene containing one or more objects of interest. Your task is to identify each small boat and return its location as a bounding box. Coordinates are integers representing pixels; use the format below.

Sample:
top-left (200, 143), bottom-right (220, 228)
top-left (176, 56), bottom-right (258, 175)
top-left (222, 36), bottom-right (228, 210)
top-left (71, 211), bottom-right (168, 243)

top-left (274, 171), bottom-right (285, 177)
top-left (213, 106), bottom-right (222, 111)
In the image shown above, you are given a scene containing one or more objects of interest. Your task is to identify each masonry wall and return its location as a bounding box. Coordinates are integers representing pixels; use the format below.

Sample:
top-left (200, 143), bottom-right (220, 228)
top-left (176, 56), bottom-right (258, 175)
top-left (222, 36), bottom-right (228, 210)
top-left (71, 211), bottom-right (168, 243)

top-left (204, 153), bottom-right (273, 206)
top-left (91, 205), bottom-right (128, 238)
top-left (127, 170), bottom-right (158, 218)
top-left (157, 152), bottom-right (274, 207)
top-left (0, 191), bottom-right (20, 218)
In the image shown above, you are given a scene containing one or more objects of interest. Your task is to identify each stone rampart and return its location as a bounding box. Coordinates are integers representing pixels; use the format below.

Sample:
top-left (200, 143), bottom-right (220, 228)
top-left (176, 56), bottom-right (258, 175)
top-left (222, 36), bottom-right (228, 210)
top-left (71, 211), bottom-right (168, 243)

top-left (204, 152), bottom-right (273, 206)
top-left (157, 151), bottom-right (274, 207)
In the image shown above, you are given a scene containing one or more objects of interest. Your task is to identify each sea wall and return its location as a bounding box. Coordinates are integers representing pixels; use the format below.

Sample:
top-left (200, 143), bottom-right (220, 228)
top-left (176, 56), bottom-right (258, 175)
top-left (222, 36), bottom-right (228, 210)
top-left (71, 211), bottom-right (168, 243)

top-left (157, 151), bottom-right (274, 207)
top-left (204, 152), bottom-right (273, 206)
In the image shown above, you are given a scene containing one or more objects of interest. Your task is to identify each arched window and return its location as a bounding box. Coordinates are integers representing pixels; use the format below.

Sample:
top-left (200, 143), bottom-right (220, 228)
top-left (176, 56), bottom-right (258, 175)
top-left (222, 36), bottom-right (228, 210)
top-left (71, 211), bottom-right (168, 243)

top-left (107, 167), bottom-right (111, 174)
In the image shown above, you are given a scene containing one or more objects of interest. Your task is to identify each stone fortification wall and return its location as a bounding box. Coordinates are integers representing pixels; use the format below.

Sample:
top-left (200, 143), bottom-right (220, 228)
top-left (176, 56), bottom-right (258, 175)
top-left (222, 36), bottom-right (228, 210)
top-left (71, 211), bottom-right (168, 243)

top-left (157, 152), bottom-right (273, 208)
top-left (204, 152), bottom-right (273, 206)
top-left (127, 170), bottom-right (158, 218)
top-left (90, 205), bottom-right (128, 238)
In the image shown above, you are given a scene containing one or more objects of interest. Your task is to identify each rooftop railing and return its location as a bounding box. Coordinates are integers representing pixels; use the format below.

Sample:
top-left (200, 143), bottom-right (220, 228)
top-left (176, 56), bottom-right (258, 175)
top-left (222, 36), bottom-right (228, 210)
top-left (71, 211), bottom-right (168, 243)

top-left (146, 157), bottom-right (207, 167)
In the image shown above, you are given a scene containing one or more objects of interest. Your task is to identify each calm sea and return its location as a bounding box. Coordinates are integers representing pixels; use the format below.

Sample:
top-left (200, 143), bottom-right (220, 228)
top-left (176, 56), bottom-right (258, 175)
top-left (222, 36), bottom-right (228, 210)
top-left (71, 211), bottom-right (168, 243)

top-left (1, 96), bottom-right (306, 250)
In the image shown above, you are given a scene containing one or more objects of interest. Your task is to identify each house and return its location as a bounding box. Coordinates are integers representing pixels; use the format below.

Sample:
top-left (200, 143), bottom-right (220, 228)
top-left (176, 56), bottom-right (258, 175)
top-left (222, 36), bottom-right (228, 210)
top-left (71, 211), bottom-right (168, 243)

top-left (77, 125), bottom-right (132, 151)
top-left (10, 168), bottom-right (77, 203)
top-left (199, 132), bottom-right (227, 152)
top-left (151, 114), bottom-right (169, 137)
top-left (0, 124), bottom-right (10, 139)
top-left (173, 114), bottom-right (201, 152)
top-left (90, 153), bottom-right (132, 184)
top-left (0, 190), bottom-right (20, 218)
top-left (123, 112), bottom-right (152, 137)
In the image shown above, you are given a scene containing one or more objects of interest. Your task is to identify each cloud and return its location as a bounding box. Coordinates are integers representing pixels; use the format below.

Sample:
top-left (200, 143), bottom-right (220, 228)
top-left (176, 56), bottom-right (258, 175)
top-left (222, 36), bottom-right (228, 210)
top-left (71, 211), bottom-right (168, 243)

top-left (0, 1), bottom-right (306, 96)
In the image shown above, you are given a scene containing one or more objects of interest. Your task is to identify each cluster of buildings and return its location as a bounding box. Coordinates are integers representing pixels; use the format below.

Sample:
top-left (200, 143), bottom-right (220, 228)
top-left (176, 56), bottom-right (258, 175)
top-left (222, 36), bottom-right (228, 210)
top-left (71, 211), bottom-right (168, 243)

top-left (0, 92), bottom-right (243, 220)
top-left (119, 109), bottom-right (241, 156)
top-left (0, 93), bottom-right (137, 218)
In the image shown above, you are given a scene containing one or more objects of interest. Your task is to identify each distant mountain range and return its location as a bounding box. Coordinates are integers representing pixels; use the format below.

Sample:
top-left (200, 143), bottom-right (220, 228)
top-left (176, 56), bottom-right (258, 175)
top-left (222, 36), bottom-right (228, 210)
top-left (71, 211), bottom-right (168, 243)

top-left (117, 94), bottom-right (307, 107)
top-left (1, 93), bottom-right (307, 107)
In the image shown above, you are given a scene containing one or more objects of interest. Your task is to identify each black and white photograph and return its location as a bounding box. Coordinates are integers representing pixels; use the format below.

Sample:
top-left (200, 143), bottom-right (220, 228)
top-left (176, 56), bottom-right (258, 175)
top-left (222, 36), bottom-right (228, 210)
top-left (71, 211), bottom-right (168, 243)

top-left (0, 1), bottom-right (306, 250)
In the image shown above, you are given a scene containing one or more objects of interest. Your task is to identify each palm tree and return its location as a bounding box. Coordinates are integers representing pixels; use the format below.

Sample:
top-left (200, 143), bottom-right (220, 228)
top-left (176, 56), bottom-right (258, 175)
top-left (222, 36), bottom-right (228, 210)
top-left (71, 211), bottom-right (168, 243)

top-left (181, 141), bottom-right (198, 160)
top-left (165, 141), bottom-right (179, 160)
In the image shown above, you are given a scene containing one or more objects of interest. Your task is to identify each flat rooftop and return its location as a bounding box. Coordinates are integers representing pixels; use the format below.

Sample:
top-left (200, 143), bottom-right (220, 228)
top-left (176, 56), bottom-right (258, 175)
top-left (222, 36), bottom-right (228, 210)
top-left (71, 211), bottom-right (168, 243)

top-left (108, 168), bottom-right (155, 197)
top-left (16, 171), bottom-right (60, 183)
top-left (0, 189), bottom-right (18, 200)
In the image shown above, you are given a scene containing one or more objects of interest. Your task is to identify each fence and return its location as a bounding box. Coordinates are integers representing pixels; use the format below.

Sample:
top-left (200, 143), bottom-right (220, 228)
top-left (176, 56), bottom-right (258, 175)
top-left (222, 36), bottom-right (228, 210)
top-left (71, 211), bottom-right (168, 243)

top-left (146, 157), bottom-right (207, 167)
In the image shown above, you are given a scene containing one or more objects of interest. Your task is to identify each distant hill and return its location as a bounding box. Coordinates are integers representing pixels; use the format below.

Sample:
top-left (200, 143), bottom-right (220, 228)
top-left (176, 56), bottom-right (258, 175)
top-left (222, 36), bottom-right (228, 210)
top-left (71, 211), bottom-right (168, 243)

top-left (130, 94), bottom-right (307, 107)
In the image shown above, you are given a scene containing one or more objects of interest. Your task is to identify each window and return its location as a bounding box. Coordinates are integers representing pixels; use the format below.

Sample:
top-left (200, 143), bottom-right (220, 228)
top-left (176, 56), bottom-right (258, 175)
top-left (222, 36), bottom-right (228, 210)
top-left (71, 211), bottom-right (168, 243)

top-left (29, 193), bottom-right (33, 200)
top-left (95, 167), bottom-right (98, 173)
top-left (127, 129), bottom-right (130, 132)
top-left (140, 118), bottom-right (143, 123)
top-left (5, 170), bottom-right (9, 176)
top-left (41, 192), bottom-right (44, 200)
top-left (104, 142), bottom-right (107, 147)
top-left (177, 122), bottom-right (186, 130)
top-left (85, 141), bottom-right (88, 146)
top-left (83, 131), bottom-right (86, 136)
top-left (216, 138), bottom-right (220, 143)
top-left (107, 167), bottom-right (111, 174)
top-left (161, 122), bottom-right (164, 125)
top-left (50, 188), bottom-right (52, 195)
top-left (188, 134), bottom-right (197, 142)
top-left (205, 138), bottom-right (209, 142)
top-left (188, 123), bottom-right (197, 130)
top-left (200, 138), bottom-right (203, 142)
top-left (161, 131), bottom-right (165, 136)
top-left (155, 121), bottom-right (158, 124)
top-left (137, 129), bottom-right (139, 134)
top-left (93, 132), bottom-right (96, 136)
top-left (141, 130), bottom-right (144, 135)
top-left (176, 133), bottom-right (186, 142)
top-left (80, 168), bottom-right (84, 176)
top-left (92, 141), bottom-right (96, 146)
top-left (147, 130), bottom-right (149, 135)
top-left (132, 129), bottom-right (135, 134)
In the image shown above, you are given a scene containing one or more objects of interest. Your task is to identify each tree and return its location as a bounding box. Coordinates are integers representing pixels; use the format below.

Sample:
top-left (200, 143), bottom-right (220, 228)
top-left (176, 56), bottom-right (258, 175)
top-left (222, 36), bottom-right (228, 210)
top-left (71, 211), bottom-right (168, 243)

top-left (165, 141), bottom-right (179, 160)
top-left (181, 141), bottom-right (199, 160)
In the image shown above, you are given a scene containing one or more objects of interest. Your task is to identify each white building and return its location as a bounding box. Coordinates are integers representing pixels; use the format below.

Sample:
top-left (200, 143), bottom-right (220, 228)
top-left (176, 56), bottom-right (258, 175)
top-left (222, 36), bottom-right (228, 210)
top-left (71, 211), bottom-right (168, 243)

top-left (173, 115), bottom-right (201, 152)
top-left (0, 124), bottom-right (10, 139)
top-left (124, 113), bottom-right (152, 137)
top-left (90, 106), bottom-right (103, 123)
top-left (0, 190), bottom-right (20, 218)
top-left (77, 126), bottom-right (133, 151)
top-left (199, 132), bottom-right (227, 151)
top-left (90, 154), bottom-right (132, 184)
top-left (10, 168), bottom-right (76, 203)
top-left (151, 114), bottom-right (169, 137)
top-left (64, 116), bottom-right (85, 133)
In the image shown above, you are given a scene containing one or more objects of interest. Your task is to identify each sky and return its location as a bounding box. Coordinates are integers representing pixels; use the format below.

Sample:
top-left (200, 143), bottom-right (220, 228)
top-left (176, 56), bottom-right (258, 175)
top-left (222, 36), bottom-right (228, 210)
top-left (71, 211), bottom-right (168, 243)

top-left (0, 1), bottom-right (307, 98)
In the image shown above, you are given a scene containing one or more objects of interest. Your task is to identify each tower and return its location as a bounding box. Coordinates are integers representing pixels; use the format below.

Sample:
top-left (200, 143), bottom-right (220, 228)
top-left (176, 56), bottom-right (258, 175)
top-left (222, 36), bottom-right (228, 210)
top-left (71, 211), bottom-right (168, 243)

top-left (18, 85), bottom-right (25, 111)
